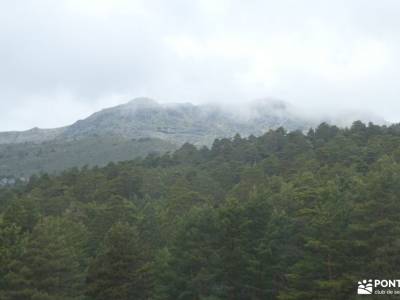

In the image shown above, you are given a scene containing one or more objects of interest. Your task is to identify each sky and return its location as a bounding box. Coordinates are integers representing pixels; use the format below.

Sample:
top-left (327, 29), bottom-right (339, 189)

top-left (1, 0), bottom-right (400, 131)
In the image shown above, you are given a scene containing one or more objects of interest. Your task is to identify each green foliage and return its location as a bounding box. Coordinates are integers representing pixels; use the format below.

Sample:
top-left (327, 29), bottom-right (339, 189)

top-left (0, 121), bottom-right (400, 299)
top-left (1, 217), bottom-right (88, 300)
top-left (86, 222), bottom-right (150, 300)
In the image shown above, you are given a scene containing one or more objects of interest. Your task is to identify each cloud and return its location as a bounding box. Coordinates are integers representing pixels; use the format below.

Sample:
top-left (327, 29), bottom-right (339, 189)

top-left (1, 0), bottom-right (400, 130)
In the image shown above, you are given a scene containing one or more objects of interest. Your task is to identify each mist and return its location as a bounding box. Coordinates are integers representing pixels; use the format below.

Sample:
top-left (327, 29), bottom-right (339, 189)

top-left (1, 0), bottom-right (400, 131)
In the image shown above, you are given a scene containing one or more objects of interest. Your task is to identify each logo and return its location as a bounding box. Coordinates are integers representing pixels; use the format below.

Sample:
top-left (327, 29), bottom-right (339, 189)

top-left (357, 279), bottom-right (400, 295)
top-left (358, 279), bottom-right (373, 295)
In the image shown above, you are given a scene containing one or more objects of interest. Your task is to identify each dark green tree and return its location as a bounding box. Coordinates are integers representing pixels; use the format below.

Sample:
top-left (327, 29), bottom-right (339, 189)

top-left (86, 222), bottom-right (150, 300)
top-left (3, 217), bottom-right (88, 300)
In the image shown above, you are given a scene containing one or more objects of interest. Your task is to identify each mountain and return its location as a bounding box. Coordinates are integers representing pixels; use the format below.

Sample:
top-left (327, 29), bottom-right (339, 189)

top-left (0, 97), bottom-right (387, 178)
top-left (0, 98), bottom-right (312, 146)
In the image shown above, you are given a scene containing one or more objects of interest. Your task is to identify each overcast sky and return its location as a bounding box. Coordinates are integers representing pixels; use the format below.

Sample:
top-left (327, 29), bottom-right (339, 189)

top-left (1, 0), bottom-right (400, 130)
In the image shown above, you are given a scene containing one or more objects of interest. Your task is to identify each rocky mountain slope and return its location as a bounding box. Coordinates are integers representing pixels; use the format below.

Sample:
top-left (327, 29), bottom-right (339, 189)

top-left (0, 97), bottom-right (387, 178)
top-left (0, 98), bottom-right (313, 146)
top-left (0, 127), bottom-right (65, 145)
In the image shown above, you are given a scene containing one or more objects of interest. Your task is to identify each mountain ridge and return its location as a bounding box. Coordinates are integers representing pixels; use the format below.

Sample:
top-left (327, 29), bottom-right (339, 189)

top-left (0, 97), bottom-right (389, 178)
top-left (0, 97), bottom-right (315, 146)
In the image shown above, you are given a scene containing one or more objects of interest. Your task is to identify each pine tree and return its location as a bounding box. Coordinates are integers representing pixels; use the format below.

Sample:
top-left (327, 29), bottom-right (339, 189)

top-left (0, 224), bottom-right (27, 298)
top-left (351, 157), bottom-right (400, 278)
top-left (3, 217), bottom-right (88, 300)
top-left (278, 176), bottom-right (359, 300)
top-left (154, 206), bottom-right (222, 300)
top-left (86, 222), bottom-right (150, 300)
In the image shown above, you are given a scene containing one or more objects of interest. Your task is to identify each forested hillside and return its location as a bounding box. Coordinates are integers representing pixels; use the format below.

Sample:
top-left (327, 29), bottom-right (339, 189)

top-left (0, 136), bottom-right (177, 178)
top-left (1, 121), bottom-right (400, 299)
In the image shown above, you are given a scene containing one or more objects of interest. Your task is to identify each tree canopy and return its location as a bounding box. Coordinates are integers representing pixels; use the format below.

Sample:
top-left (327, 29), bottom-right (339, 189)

top-left (1, 121), bottom-right (400, 299)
